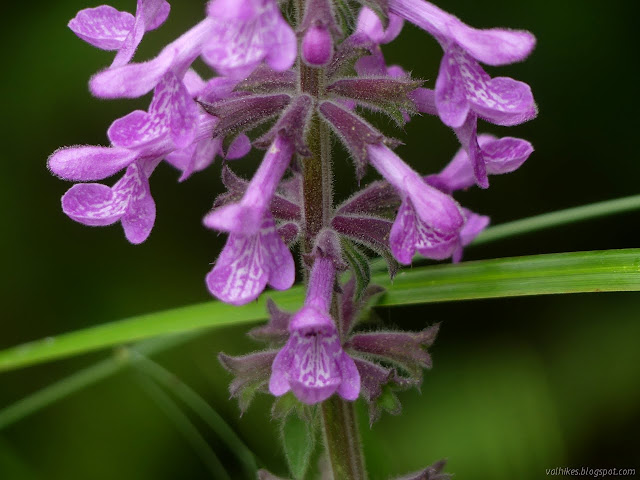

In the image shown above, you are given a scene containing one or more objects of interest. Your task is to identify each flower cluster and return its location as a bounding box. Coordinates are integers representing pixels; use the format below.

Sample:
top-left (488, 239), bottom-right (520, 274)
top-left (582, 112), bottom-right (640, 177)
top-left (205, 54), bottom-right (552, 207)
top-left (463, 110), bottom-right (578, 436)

top-left (49, 0), bottom-right (535, 413)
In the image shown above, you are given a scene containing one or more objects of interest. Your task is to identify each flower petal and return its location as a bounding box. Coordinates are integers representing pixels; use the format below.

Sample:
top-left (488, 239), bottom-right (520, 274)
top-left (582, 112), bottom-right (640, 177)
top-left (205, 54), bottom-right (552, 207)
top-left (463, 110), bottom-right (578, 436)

top-left (269, 346), bottom-right (293, 396)
top-left (454, 114), bottom-right (488, 188)
top-left (482, 136), bottom-right (534, 175)
top-left (48, 146), bottom-right (137, 181)
top-left (119, 164), bottom-right (156, 244)
top-left (151, 73), bottom-right (199, 148)
top-left (336, 352), bottom-right (361, 401)
top-left (356, 7), bottom-right (404, 45)
top-left (90, 18), bottom-right (214, 98)
top-left (390, 200), bottom-right (458, 264)
top-left (68, 6), bottom-right (134, 50)
top-left (435, 50), bottom-right (470, 128)
top-left (203, 0), bottom-right (296, 78)
top-left (225, 134), bottom-right (252, 160)
top-left (468, 76), bottom-right (537, 126)
top-left (206, 231), bottom-right (269, 305)
top-left (143, 0), bottom-right (171, 31)
top-left (108, 110), bottom-right (162, 149)
top-left (261, 222), bottom-right (296, 291)
top-left (61, 183), bottom-right (128, 227)
top-left (450, 23), bottom-right (536, 66)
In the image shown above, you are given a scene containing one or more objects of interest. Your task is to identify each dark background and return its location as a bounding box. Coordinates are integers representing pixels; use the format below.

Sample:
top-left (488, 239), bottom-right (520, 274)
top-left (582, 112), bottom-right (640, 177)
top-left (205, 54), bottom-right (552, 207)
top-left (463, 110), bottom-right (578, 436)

top-left (1, 0), bottom-right (639, 478)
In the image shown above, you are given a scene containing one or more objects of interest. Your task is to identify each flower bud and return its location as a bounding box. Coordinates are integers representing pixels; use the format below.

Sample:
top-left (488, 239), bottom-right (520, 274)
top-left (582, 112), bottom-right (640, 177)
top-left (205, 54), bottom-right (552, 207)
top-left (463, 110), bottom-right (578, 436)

top-left (302, 24), bottom-right (333, 66)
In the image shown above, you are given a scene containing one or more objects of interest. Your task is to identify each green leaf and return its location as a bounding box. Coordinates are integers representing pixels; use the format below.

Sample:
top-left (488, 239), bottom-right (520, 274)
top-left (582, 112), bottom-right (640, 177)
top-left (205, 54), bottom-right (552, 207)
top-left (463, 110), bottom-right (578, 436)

top-left (342, 239), bottom-right (372, 300)
top-left (1, 249), bottom-right (640, 373)
top-left (473, 194), bottom-right (640, 246)
top-left (280, 413), bottom-right (316, 480)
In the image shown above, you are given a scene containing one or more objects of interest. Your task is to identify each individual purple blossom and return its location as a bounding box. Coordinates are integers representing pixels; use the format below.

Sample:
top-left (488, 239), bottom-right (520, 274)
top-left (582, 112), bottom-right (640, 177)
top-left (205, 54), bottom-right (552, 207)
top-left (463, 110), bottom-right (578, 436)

top-left (366, 142), bottom-right (464, 261)
top-left (269, 256), bottom-right (360, 404)
top-left (61, 159), bottom-right (159, 244)
top-left (389, 0), bottom-right (536, 186)
top-left (69, 1), bottom-right (171, 68)
top-left (411, 86), bottom-right (534, 188)
top-left (203, 135), bottom-right (295, 236)
top-left (202, 0), bottom-right (297, 79)
top-left (426, 133), bottom-right (534, 194)
top-left (205, 213), bottom-right (295, 306)
top-left (49, 72), bottom-right (203, 182)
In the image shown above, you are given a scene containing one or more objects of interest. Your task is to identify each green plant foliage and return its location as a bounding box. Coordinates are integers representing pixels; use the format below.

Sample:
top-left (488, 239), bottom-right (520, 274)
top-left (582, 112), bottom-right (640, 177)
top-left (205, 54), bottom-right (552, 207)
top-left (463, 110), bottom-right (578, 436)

top-left (280, 413), bottom-right (316, 479)
top-left (1, 249), bottom-right (640, 373)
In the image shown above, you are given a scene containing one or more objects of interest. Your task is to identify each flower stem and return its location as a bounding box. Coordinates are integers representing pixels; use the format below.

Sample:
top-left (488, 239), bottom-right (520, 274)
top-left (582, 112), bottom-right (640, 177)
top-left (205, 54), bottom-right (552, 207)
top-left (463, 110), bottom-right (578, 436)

top-left (298, 26), bottom-right (368, 480)
top-left (321, 396), bottom-right (368, 480)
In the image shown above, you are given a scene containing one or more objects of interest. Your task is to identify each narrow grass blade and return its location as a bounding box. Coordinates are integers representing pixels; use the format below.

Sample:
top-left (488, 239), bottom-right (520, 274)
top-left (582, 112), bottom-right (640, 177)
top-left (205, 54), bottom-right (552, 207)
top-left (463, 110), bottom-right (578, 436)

top-left (132, 353), bottom-right (257, 479)
top-left (0, 334), bottom-right (197, 429)
top-left (135, 374), bottom-right (230, 480)
top-left (473, 194), bottom-right (640, 246)
top-left (1, 249), bottom-right (639, 373)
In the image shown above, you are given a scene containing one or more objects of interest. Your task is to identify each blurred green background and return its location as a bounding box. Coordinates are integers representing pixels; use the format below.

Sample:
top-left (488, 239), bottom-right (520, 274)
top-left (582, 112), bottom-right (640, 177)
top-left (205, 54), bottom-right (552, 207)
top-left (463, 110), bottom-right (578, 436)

top-left (1, 0), bottom-right (639, 479)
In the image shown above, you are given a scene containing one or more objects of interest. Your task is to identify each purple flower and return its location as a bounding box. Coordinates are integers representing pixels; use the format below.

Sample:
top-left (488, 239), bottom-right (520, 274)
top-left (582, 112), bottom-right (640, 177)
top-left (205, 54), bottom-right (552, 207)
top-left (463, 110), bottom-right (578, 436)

top-left (426, 133), bottom-right (534, 194)
top-left (61, 159), bottom-right (158, 244)
top-left (389, 0), bottom-right (537, 128)
top-left (49, 72), bottom-right (204, 182)
top-left (269, 257), bottom-right (360, 404)
top-left (203, 0), bottom-right (297, 79)
top-left (203, 135), bottom-right (294, 236)
top-left (411, 86), bottom-right (533, 188)
top-left (89, 17), bottom-right (216, 99)
top-left (205, 214), bottom-right (295, 306)
top-left (69, 1), bottom-right (171, 68)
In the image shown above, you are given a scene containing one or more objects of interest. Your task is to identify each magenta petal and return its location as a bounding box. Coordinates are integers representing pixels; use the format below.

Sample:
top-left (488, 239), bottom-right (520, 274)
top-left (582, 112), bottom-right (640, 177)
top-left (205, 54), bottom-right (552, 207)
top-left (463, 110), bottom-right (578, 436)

top-left (90, 18), bottom-right (214, 99)
top-left (454, 115), bottom-right (488, 189)
top-left (356, 7), bottom-right (404, 45)
top-left (206, 215), bottom-right (293, 305)
top-left (405, 178), bottom-right (464, 234)
top-left (468, 76), bottom-right (537, 126)
top-left (108, 110), bottom-right (161, 149)
top-left (265, 18), bottom-right (297, 72)
top-left (286, 328), bottom-right (342, 405)
top-left (90, 48), bottom-right (176, 99)
top-left (206, 232), bottom-right (269, 305)
top-left (336, 352), bottom-right (361, 401)
top-left (460, 209), bottom-right (490, 247)
top-left (48, 146), bottom-right (137, 181)
top-left (68, 6), bottom-right (134, 51)
top-left (450, 23), bottom-right (536, 66)
top-left (435, 51), bottom-right (470, 128)
top-left (390, 200), bottom-right (458, 264)
top-left (269, 346), bottom-right (293, 396)
top-left (263, 228), bottom-right (296, 291)
top-left (225, 134), bottom-right (252, 160)
top-left (119, 165), bottom-right (156, 244)
top-left (203, 204), bottom-right (263, 235)
top-left (143, 0), bottom-right (171, 31)
top-left (153, 73), bottom-right (199, 148)
top-left (203, 0), bottom-right (296, 78)
top-left (483, 137), bottom-right (534, 175)
top-left (389, 201), bottom-right (419, 265)
top-left (61, 183), bottom-right (127, 227)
